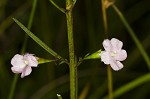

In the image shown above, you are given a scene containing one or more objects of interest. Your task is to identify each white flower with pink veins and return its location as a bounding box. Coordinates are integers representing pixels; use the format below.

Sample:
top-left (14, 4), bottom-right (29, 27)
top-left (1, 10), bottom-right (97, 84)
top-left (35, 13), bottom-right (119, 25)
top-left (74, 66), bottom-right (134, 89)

top-left (100, 38), bottom-right (127, 71)
top-left (11, 53), bottom-right (38, 78)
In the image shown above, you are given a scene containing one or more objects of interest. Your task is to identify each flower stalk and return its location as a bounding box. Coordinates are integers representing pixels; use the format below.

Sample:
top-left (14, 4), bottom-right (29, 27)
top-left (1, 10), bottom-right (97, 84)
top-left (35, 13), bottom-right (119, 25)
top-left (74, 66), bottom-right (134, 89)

top-left (101, 0), bottom-right (113, 99)
top-left (7, 74), bottom-right (19, 99)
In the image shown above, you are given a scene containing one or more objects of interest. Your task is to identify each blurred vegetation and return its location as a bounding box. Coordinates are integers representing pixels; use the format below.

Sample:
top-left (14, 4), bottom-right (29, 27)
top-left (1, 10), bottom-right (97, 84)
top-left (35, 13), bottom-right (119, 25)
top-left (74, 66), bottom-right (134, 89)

top-left (0, 0), bottom-right (150, 99)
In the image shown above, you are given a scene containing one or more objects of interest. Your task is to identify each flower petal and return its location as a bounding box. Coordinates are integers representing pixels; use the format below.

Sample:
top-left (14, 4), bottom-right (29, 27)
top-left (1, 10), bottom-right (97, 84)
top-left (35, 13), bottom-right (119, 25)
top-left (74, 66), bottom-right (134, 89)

top-left (100, 51), bottom-right (111, 64)
top-left (11, 54), bottom-right (26, 68)
top-left (21, 66), bottom-right (32, 78)
top-left (102, 39), bottom-right (112, 51)
top-left (115, 50), bottom-right (127, 61)
top-left (110, 61), bottom-right (123, 71)
top-left (111, 38), bottom-right (123, 51)
top-left (11, 67), bottom-right (23, 73)
top-left (24, 53), bottom-right (38, 67)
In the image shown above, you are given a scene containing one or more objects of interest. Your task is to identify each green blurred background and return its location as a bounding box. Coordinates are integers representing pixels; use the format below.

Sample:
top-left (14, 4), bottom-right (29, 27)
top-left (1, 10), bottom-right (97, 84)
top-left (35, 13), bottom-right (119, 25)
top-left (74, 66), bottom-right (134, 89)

top-left (0, 0), bottom-right (150, 99)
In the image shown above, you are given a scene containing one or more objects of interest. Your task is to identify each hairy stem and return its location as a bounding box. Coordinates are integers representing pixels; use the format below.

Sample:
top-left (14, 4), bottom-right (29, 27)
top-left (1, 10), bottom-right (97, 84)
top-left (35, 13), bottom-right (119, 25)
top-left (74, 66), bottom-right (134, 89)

top-left (66, 0), bottom-right (77, 99)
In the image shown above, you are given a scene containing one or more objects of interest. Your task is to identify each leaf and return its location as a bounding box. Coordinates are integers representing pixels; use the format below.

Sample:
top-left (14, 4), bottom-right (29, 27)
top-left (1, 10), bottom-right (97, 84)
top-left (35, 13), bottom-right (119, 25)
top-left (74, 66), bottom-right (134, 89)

top-left (13, 18), bottom-right (67, 63)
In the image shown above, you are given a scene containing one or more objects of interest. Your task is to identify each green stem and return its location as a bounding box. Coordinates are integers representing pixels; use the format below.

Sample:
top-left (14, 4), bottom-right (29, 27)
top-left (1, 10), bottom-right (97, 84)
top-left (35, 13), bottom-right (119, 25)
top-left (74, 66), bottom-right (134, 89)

top-left (8, 74), bottom-right (19, 99)
top-left (49, 0), bottom-right (65, 13)
top-left (101, 0), bottom-right (113, 99)
top-left (107, 66), bottom-right (113, 99)
top-left (66, 0), bottom-right (77, 99)
top-left (21, 0), bottom-right (37, 53)
top-left (101, 0), bottom-right (108, 37)
top-left (27, 0), bottom-right (37, 29)
top-left (8, 0), bottom-right (38, 99)
top-left (112, 4), bottom-right (150, 70)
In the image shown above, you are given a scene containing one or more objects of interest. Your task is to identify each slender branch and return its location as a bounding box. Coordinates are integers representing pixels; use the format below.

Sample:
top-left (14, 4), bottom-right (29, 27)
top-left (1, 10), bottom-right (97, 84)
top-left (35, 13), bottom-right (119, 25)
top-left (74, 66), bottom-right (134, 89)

top-left (112, 4), bottom-right (150, 70)
top-left (66, 0), bottom-right (77, 99)
top-left (49, 0), bottom-right (65, 13)
top-left (101, 0), bottom-right (113, 99)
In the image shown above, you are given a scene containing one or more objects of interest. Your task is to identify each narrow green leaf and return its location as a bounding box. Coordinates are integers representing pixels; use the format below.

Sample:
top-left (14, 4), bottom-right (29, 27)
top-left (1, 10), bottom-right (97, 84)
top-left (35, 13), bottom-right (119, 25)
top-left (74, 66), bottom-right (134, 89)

top-left (112, 4), bottom-right (150, 70)
top-left (103, 73), bottom-right (150, 99)
top-left (13, 18), bottom-right (67, 63)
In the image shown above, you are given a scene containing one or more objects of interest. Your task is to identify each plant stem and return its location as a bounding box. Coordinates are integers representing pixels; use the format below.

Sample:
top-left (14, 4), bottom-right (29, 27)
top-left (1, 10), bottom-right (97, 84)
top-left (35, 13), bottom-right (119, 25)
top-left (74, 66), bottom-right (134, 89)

top-left (107, 66), bottom-right (113, 99)
top-left (101, 0), bottom-right (113, 99)
top-left (66, 0), bottom-right (77, 99)
top-left (21, 0), bottom-right (37, 53)
top-left (49, 0), bottom-right (65, 13)
top-left (112, 4), bottom-right (150, 70)
top-left (101, 0), bottom-right (108, 37)
top-left (8, 74), bottom-right (19, 99)
top-left (8, 0), bottom-right (37, 99)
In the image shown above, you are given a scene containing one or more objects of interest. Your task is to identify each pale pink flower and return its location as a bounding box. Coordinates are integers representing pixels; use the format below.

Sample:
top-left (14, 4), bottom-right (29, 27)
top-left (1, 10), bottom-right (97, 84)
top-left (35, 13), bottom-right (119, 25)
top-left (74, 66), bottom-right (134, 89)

top-left (100, 38), bottom-right (127, 71)
top-left (11, 53), bottom-right (38, 78)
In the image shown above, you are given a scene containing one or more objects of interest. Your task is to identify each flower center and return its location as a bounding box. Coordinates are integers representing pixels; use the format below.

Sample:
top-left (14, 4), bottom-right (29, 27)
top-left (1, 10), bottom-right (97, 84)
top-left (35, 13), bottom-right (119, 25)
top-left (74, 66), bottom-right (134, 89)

top-left (110, 51), bottom-right (116, 57)
top-left (24, 59), bottom-right (29, 65)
